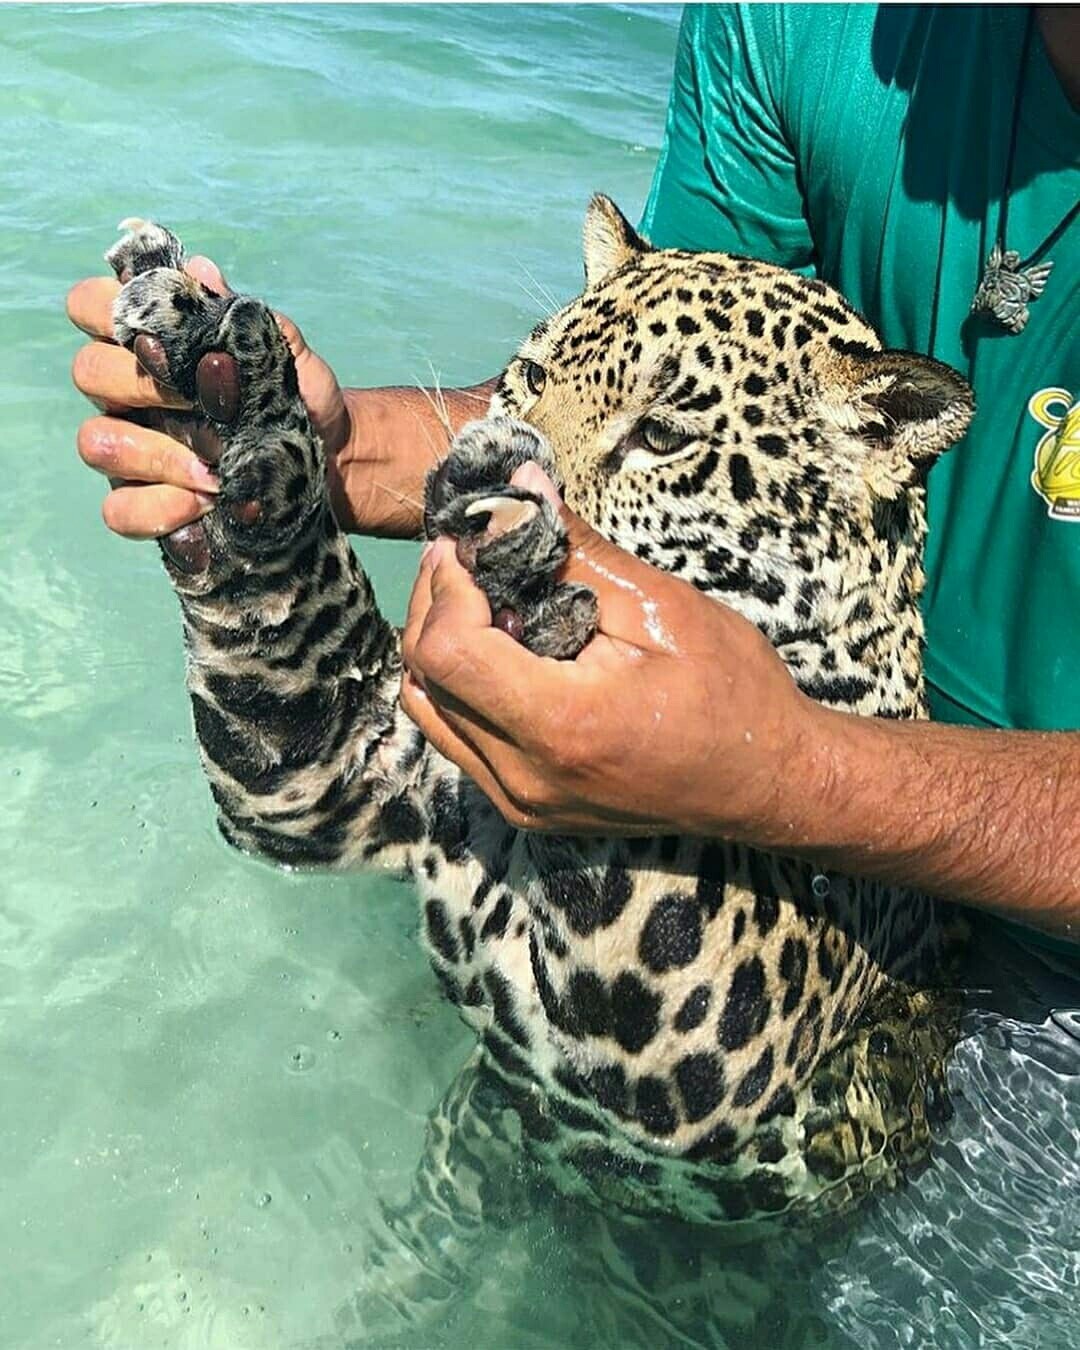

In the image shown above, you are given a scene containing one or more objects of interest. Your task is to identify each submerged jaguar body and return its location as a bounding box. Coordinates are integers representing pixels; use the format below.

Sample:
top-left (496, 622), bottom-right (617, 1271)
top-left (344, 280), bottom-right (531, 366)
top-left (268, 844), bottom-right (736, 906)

top-left (105, 198), bottom-right (972, 1222)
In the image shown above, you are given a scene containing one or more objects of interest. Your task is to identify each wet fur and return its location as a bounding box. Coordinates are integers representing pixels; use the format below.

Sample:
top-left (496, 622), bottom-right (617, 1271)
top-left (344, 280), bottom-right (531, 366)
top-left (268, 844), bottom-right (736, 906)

top-left (105, 200), bottom-right (972, 1223)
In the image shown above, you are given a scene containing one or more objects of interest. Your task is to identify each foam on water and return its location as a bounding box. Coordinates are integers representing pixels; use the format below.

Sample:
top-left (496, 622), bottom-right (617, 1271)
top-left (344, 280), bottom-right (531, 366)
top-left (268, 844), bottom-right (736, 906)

top-left (1, 5), bottom-right (1077, 1347)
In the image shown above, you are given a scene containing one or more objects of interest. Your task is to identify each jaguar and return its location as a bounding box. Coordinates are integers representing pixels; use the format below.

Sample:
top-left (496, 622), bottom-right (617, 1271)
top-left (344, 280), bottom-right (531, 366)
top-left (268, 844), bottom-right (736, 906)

top-left (103, 198), bottom-right (972, 1242)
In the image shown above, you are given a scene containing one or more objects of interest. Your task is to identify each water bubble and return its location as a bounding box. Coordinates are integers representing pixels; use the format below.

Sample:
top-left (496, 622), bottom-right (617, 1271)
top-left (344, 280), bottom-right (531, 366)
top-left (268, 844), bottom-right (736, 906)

top-left (287, 1045), bottom-right (316, 1073)
top-left (327, 1029), bottom-right (342, 1043)
top-left (256, 1192), bottom-right (272, 1208)
top-left (811, 873), bottom-right (831, 899)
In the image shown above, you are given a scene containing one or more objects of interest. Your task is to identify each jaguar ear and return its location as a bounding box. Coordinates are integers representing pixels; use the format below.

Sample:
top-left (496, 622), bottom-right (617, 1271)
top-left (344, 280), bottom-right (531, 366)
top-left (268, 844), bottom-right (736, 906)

top-left (582, 194), bottom-right (649, 287)
top-left (822, 350), bottom-right (974, 494)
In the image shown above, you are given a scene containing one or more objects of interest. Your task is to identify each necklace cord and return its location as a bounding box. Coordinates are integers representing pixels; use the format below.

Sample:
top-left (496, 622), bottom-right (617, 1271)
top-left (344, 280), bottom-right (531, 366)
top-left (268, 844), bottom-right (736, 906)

top-left (996, 9), bottom-right (1037, 254)
top-left (997, 10), bottom-right (1080, 268)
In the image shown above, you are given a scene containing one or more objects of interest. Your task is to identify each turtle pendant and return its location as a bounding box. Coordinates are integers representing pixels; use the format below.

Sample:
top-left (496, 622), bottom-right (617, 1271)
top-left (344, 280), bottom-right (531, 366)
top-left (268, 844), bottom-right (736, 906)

top-left (971, 244), bottom-right (1054, 334)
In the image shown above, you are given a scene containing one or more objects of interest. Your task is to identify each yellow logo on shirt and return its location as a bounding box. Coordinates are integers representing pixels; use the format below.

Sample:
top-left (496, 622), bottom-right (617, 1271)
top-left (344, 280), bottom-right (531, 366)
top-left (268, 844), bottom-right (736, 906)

top-left (1030, 388), bottom-right (1080, 521)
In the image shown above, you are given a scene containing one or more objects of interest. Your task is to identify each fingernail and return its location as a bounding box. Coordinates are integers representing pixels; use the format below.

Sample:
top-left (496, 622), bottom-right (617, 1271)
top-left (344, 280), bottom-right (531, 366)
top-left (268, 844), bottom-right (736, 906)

top-left (190, 458), bottom-right (220, 491)
top-left (194, 491), bottom-right (218, 513)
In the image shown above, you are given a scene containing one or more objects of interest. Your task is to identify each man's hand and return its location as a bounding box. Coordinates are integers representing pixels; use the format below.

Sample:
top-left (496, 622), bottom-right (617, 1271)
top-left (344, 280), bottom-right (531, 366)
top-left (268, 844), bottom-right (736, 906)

top-left (402, 462), bottom-right (1080, 936)
top-left (71, 252), bottom-right (499, 540)
top-left (401, 463), bottom-right (817, 837)
top-left (68, 256), bottom-right (352, 538)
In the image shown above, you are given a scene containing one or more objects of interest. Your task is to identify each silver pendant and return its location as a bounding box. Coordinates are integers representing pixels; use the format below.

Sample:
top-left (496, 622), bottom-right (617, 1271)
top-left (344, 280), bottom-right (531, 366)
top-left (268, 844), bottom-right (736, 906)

top-left (971, 244), bottom-right (1054, 334)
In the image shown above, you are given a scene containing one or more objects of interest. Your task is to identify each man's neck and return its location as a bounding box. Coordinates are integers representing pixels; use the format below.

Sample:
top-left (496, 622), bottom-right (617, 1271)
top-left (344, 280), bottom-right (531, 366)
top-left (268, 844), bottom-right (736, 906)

top-left (1036, 5), bottom-right (1080, 111)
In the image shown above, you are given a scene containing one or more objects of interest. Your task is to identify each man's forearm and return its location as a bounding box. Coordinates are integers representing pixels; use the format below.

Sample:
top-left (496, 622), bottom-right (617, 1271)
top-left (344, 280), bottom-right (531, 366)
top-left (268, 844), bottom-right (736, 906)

top-left (332, 381), bottom-right (497, 537)
top-left (783, 710), bottom-right (1080, 937)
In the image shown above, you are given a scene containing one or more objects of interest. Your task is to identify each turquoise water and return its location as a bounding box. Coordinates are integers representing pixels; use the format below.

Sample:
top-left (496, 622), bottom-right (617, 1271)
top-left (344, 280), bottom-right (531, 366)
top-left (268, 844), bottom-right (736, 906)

top-left (1, 4), bottom-right (1078, 1347)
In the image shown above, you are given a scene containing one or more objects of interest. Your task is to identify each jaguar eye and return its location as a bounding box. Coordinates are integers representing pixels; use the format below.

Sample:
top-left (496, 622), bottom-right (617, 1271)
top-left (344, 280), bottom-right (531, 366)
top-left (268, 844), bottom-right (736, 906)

top-left (524, 361), bottom-right (547, 397)
top-left (638, 417), bottom-right (690, 456)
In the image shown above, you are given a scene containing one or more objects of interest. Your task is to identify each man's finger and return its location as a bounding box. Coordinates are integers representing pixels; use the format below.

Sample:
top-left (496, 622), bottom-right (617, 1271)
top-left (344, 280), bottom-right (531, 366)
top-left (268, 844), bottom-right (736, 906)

top-left (508, 460), bottom-right (562, 508)
top-left (404, 543), bottom-right (547, 745)
top-left (401, 541), bottom-right (442, 671)
top-left (271, 308), bottom-right (352, 453)
top-left (426, 539), bottom-right (495, 627)
top-left (408, 548), bottom-right (526, 691)
top-left (402, 672), bottom-right (629, 835)
top-left (101, 482), bottom-right (216, 540)
top-left (403, 537), bottom-right (495, 680)
top-left (78, 416), bottom-right (220, 492)
top-left (400, 672), bottom-right (544, 828)
top-left (72, 342), bottom-right (192, 412)
top-left (67, 255), bottom-right (230, 343)
top-left (66, 276), bottom-right (121, 339)
top-left (407, 550), bottom-right (609, 762)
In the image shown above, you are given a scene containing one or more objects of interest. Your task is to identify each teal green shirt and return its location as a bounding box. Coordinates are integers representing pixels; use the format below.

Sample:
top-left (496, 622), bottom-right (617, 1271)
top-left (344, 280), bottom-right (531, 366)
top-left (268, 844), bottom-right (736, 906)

top-left (642, 3), bottom-right (1079, 734)
top-left (640, 4), bottom-right (1079, 953)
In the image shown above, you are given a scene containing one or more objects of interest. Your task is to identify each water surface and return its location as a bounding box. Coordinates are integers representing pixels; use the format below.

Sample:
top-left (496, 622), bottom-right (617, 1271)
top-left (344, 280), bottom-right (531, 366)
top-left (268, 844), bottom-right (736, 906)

top-left (0, 5), bottom-right (1077, 1347)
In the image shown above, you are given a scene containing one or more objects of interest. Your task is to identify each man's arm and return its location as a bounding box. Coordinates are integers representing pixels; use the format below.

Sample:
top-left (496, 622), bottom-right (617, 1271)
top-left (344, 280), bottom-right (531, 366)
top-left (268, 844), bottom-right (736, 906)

top-left (67, 259), bottom-right (494, 541)
top-left (400, 469), bottom-right (1080, 941)
top-left (799, 707), bottom-right (1080, 936)
top-left (336, 381), bottom-right (495, 537)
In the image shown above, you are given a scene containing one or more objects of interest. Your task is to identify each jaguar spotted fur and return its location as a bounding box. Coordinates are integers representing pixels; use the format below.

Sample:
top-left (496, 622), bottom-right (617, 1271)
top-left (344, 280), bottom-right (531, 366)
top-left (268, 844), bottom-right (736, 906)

top-left (104, 198), bottom-right (972, 1229)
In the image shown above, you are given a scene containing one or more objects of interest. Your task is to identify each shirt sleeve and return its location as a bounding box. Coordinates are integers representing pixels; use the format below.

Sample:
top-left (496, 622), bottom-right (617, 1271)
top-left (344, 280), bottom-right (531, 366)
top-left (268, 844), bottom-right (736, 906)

top-left (640, 4), bottom-right (817, 272)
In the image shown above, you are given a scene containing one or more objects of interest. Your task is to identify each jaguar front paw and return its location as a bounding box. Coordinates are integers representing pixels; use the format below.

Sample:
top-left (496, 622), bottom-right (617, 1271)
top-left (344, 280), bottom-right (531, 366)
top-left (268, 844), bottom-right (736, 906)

top-left (425, 418), bottom-right (598, 659)
top-left (107, 220), bottom-right (324, 562)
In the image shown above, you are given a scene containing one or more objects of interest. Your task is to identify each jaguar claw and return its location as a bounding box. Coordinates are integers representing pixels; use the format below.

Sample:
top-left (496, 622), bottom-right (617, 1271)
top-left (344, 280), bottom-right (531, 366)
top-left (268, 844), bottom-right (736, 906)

top-left (463, 495), bottom-right (540, 538)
